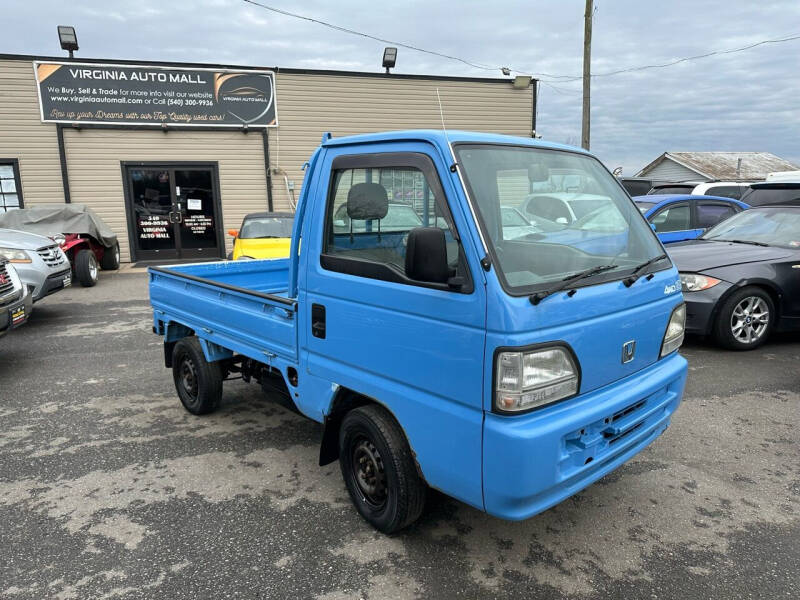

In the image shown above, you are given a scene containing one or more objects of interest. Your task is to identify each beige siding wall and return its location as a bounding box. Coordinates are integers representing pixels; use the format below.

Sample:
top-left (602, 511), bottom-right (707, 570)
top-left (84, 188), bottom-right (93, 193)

top-left (0, 60), bottom-right (64, 204)
top-left (0, 57), bottom-right (533, 262)
top-left (269, 72), bottom-right (533, 211)
top-left (62, 128), bottom-right (268, 262)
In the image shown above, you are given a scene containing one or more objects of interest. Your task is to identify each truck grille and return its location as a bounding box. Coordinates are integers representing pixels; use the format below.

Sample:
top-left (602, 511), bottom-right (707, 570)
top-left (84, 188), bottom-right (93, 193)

top-left (37, 245), bottom-right (67, 268)
top-left (0, 262), bottom-right (17, 302)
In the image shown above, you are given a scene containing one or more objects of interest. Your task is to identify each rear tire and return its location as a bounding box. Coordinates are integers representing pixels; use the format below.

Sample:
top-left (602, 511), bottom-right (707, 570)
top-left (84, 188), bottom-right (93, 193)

top-left (74, 249), bottom-right (98, 287)
top-left (713, 286), bottom-right (774, 350)
top-left (339, 405), bottom-right (426, 533)
top-left (172, 337), bottom-right (223, 415)
top-left (100, 242), bottom-right (120, 270)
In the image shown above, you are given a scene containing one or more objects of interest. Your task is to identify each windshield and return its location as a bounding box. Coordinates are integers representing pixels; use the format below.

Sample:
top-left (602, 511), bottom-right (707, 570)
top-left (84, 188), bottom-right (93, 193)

top-left (333, 203), bottom-right (422, 233)
top-left (501, 207), bottom-right (529, 226)
top-left (240, 216), bottom-right (294, 239)
top-left (702, 207), bottom-right (800, 248)
top-left (456, 144), bottom-right (666, 293)
top-left (740, 185), bottom-right (800, 207)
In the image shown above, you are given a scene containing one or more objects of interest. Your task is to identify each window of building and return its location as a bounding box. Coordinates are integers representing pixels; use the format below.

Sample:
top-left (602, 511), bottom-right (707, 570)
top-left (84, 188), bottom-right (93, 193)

top-left (321, 155), bottom-right (470, 291)
top-left (0, 161), bottom-right (23, 212)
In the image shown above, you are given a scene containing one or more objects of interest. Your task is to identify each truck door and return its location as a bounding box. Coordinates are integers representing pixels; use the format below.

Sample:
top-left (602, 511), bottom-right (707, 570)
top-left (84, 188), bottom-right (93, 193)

top-left (302, 144), bottom-right (487, 510)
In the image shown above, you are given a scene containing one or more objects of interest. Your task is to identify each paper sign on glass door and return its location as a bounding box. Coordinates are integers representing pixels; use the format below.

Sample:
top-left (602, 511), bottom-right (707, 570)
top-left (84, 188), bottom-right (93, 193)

top-left (187, 198), bottom-right (202, 211)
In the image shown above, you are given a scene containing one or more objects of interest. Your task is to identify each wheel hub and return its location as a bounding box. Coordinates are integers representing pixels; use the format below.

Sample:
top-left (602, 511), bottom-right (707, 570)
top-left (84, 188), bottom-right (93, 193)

top-left (352, 438), bottom-right (387, 507)
top-left (731, 296), bottom-right (769, 344)
top-left (180, 357), bottom-right (198, 399)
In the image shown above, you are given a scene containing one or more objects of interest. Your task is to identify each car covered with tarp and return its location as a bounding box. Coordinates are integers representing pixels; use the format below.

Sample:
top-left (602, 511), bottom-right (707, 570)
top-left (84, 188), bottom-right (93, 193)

top-left (0, 204), bottom-right (120, 286)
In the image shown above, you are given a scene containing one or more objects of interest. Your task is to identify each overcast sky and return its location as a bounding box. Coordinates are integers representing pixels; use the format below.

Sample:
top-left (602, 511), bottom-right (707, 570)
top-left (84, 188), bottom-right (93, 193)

top-left (5, 0), bottom-right (799, 174)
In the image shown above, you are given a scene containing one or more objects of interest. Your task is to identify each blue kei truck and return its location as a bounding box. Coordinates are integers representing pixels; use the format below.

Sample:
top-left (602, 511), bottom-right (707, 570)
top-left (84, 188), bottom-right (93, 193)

top-left (149, 130), bottom-right (688, 533)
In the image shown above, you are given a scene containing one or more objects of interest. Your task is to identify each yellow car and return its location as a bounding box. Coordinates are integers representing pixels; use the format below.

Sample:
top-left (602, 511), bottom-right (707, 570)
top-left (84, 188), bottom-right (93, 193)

top-left (228, 212), bottom-right (294, 260)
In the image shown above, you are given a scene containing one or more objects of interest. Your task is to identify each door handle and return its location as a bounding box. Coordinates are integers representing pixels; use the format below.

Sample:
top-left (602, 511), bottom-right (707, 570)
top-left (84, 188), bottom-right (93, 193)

top-left (311, 303), bottom-right (326, 339)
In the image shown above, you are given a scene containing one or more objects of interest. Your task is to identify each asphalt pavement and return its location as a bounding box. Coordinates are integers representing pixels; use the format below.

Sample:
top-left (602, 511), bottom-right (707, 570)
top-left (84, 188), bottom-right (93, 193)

top-left (1, 271), bottom-right (798, 599)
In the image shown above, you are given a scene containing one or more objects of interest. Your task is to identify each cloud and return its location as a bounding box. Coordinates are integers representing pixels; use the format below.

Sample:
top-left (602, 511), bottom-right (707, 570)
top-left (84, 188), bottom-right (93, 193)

top-left (5, 0), bottom-right (799, 173)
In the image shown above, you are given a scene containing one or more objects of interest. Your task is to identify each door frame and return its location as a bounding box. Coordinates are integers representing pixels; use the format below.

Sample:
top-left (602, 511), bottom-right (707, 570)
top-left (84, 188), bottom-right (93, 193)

top-left (121, 161), bottom-right (225, 262)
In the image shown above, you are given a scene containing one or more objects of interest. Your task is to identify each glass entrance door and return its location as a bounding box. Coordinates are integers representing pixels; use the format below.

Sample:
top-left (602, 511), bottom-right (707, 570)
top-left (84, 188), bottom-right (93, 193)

top-left (125, 165), bottom-right (223, 262)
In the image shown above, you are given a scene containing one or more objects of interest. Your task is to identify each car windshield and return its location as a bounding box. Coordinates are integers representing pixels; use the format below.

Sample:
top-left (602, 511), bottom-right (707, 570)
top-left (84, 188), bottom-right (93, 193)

top-left (501, 207), bottom-right (529, 226)
top-left (740, 185), bottom-right (800, 207)
top-left (456, 144), bottom-right (666, 293)
top-left (701, 207), bottom-right (800, 248)
top-left (240, 216), bottom-right (294, 239)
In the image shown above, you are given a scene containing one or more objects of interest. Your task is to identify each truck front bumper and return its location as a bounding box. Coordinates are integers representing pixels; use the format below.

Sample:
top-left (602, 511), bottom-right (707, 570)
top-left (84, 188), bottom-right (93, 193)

top-left (483, 352), bottom-right (687, 521)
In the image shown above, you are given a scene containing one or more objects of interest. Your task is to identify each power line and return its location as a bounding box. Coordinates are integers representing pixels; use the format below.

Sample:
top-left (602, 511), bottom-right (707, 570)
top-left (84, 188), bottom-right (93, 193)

top-left (538, 32), bottom-right (800, 82)
top-left (240, 1), bottom-right (800, 83)
top-left (241, 0), bottom-right (500, 72)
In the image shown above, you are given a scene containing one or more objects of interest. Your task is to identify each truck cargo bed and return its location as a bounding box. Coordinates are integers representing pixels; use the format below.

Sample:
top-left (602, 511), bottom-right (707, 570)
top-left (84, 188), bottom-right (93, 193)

top-left (149, 259), bottom-right (297, 363)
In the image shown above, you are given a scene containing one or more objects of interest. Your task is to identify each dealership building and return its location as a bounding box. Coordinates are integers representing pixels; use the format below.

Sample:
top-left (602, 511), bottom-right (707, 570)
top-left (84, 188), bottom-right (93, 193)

top-left (0, 53), bottom-right (537, 263)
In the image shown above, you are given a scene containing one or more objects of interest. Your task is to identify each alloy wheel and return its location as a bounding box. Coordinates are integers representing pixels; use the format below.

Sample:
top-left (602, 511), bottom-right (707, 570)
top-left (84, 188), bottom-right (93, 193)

top-left (730, 296), bottom-right (769, 344)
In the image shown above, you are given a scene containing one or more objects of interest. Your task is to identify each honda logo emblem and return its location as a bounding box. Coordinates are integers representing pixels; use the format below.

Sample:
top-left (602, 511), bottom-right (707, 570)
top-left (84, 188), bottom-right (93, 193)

top-left (622, 340), bottom-right (636, 363)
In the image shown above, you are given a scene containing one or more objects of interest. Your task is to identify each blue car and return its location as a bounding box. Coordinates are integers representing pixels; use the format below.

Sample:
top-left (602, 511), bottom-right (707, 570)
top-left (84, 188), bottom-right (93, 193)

top-left (633, 194), bottom-right (748, 244)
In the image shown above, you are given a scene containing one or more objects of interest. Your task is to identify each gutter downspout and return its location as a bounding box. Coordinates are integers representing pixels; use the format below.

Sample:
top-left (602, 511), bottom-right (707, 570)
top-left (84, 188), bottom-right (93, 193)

top-left (56, 124), bottom-right (72, 204)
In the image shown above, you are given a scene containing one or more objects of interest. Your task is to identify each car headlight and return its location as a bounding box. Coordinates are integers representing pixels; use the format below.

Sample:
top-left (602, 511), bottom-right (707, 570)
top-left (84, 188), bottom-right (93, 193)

top-left (0, 247), bottom-right (32, 263)
top-left (680, 273), bottom-right (720, 292)
top-left (661, 303), bottom-right (686, 357)
top-left (51, 234), bottom-right (66, 246)
top-left (495, 346), bottom-right (579, 413)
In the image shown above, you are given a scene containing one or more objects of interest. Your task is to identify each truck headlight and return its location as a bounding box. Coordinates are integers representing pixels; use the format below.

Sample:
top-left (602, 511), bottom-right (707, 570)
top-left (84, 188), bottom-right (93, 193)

top-left (680, 273), bottom-right (720, 292)
top-left (661, 303), bottom-right (686, 357)
top-left (0, 247), bottom-right (32, 263)
top-left (495, 346), bottom-right (579, 413)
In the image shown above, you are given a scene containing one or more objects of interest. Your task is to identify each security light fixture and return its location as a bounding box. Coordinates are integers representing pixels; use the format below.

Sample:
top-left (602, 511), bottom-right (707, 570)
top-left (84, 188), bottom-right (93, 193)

top-left (382, 47), bottom-right (397, 73)
top-left (513, 75), bottom-right (532, 89)
top-left (501, 67), bottom-right (511, 76)
top-left (57, 25), bottom-right (79, 58)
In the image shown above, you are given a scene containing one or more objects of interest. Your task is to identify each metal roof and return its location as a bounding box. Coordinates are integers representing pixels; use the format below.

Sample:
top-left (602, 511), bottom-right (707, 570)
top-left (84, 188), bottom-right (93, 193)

top-left (637, 152), bottom-right (799, 181)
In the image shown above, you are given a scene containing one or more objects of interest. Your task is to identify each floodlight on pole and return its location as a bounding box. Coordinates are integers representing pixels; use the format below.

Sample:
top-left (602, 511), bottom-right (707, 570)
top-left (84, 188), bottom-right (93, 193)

top-left (57, 25), bottom-right (79, 58)
top-left (382, 47), bottom-right (397, 74)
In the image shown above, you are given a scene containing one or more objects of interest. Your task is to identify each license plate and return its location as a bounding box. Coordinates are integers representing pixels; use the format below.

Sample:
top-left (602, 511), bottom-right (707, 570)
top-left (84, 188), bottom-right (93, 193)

top-left (10, 305), bottom-right (26, 326)
top-left (63, 275), bottom-right (72, 288)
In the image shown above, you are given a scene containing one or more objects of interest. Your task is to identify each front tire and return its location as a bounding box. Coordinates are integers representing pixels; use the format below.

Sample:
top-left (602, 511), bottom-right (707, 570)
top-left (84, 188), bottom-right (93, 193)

top-left (74, 249), bottom-right (98, 287)
top-left (339, 405), bottom-right (426, 533)
top-left (714, 286), bottom-right (774, 350)
top-left (172, 337), bottom-right (223, 414)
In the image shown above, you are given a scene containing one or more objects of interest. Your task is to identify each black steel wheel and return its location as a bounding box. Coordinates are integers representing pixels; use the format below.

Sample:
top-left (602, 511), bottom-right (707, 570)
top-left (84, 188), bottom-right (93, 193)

top-left (171, 337), bottom-right (223, 414)
top-left (339, 404), bottom-right (426, 533)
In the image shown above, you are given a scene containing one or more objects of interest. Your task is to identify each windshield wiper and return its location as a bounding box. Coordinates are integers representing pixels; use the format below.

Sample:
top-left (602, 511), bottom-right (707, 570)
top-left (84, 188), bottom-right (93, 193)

top-left (530, 264), bottom-right (618, 305)
top-left (623, 253), bottom-right (668, 287)
top-left (710, 238), bottom-right (770, 247)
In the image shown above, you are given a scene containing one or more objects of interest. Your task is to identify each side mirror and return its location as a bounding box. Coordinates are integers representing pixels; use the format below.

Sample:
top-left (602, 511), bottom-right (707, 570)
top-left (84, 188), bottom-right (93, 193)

top-left (556, 217), bottom-right (569, 225)
top-left (333, 219), bottom-right (346, 228)
top-left (405, 227), bottom-right (450, 284)
top-left (228, 229), bottom-right (239, 237)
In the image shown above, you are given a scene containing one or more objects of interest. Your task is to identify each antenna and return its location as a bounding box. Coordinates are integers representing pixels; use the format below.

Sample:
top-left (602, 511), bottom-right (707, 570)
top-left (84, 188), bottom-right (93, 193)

top-left (436, 88), bottom-right (452, 148)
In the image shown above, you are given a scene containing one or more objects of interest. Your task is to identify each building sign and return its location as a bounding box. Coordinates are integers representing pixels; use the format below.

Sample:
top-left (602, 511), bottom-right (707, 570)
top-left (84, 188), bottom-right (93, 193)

top-left (33, 61), bottom-right (277, 127)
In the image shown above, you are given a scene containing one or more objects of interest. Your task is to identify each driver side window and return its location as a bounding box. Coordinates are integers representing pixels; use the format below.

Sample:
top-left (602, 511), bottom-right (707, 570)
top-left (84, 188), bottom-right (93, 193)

top-left (651, 204), bottom-right (691, 232)
top-left (321, 157), bottom-right (468, 291)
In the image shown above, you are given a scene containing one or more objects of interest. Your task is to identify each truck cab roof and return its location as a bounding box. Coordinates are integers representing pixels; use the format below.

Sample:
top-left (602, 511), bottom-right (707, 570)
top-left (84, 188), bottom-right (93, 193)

top-left (320, 129), bottom-right (586, 154)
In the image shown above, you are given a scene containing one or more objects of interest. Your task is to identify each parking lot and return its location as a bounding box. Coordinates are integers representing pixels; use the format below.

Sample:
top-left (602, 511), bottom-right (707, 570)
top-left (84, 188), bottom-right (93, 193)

top-left (1, 270), bottom-right (798, 599)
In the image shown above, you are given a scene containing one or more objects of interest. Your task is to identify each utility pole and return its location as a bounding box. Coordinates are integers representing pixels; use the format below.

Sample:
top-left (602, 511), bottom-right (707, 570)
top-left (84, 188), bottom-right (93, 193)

top-left (581, 0), bottom-right (593, 150)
